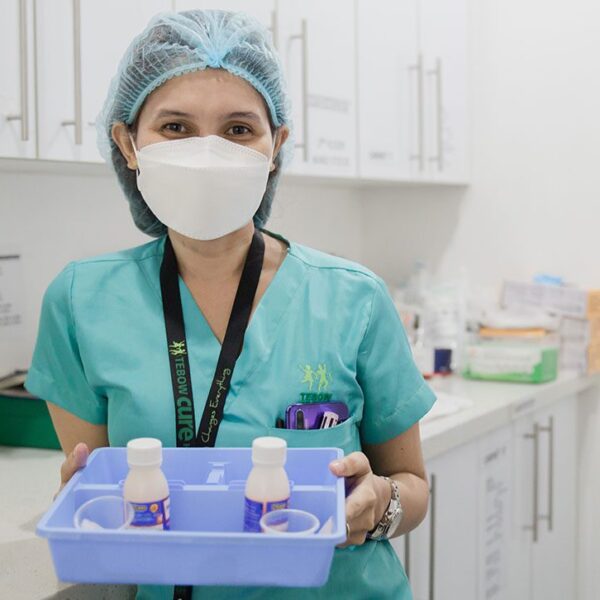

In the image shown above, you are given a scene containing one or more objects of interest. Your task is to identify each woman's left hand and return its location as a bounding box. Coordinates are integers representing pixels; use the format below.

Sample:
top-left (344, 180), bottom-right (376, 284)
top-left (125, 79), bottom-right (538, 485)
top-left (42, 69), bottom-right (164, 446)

top-left (329, 452), bottom-right (391, 547)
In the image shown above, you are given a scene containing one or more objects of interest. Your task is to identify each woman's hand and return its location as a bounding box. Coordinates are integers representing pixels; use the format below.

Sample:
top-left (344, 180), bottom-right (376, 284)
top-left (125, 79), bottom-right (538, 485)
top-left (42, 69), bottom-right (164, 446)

top-left (54, 442), bottom-right (90, 501)
top-left (329, 452), bottom-right (392, 547)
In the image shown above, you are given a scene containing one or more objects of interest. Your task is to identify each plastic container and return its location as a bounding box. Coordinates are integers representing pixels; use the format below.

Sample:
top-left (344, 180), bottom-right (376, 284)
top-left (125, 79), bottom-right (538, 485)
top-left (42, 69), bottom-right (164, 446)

top-left (244, 436), bottom-right (290, 533)
top-left (73, 495), bottom-right (134, 530)
top-left (260, 509), bottom-right (320, 536)
top-left (124, 438), bottom-right (170, 530)
top-left (36, 446), bottom-right (345, 588)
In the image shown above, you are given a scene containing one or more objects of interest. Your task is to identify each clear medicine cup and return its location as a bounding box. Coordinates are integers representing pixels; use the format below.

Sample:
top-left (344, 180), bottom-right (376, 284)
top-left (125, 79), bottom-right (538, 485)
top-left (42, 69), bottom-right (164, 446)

top-left (73, 495), bottom-right (135, 530)
top-left (260, 509), bottom-right (320, 536)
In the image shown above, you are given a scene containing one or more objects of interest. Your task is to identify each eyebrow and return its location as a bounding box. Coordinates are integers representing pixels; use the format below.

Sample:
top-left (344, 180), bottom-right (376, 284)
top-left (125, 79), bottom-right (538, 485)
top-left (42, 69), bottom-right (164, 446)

top-left (153, 109), bottom-right (262, 123)
top-left (223, 111), bottom-right (262, 123)
top-left (154, 109), bottom-right (196, 120)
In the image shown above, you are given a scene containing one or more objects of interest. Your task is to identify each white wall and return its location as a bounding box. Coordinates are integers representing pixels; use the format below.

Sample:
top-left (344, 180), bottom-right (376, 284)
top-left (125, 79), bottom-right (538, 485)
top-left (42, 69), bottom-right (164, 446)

top-left (359, 1), bottom-right (600, 598)
top-left (0, 163), bottom-right (362, 373)
top-left (361, 0), bottom-right (600, 292)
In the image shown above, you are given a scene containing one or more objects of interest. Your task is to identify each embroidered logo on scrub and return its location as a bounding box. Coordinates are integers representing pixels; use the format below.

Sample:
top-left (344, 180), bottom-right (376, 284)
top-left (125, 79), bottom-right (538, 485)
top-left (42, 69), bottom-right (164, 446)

top-left (299, 363), bottom-right (333, 402)
top-left (169, 340), bottom-right (187, 356)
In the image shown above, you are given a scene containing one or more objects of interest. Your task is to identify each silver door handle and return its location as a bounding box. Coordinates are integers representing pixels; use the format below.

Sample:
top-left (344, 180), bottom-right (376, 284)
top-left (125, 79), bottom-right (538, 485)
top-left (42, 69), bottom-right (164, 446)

top-left (61, 0), bottom-right (82, 145)
top-left (404, 531), bottom-right (410, 580)
top-left (6, 0), bottom-right (30, 141)
top-left (427, 58), bottom-right (443, 171)
top-left (429, 473), bottom-right (436, 600)
top-left (409, 54), bottom-right (424, 171)
top-left (538, 417), bottom-right (554, 532)
top-left (290, 19), bottom-right (308, 162)
top-left (523, 423), bottom-right (540, 542)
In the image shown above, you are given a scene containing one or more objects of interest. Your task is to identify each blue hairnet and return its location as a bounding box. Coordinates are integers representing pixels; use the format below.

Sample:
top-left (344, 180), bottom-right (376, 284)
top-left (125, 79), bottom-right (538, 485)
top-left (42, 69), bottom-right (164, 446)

top-left (96, 9), bottom-right (293, 237)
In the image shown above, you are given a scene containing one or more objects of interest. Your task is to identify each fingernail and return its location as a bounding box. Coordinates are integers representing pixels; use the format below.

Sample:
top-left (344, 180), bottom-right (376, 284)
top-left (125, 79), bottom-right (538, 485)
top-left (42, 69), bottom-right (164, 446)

top-left (331, 461), bottom-right (344, 475)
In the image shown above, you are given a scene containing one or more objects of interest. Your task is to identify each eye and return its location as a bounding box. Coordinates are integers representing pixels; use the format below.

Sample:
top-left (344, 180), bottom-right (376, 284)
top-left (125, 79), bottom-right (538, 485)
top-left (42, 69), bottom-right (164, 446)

top-left (161, 122), bottom-right (185, 134)
top-left (227, 125), bottom-right (251, 136)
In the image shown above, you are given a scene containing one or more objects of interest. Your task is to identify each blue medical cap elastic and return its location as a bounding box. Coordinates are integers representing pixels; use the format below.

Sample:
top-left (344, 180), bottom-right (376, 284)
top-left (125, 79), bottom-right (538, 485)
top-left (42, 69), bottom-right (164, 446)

top-left (96, 9), bottom-right (293, 237)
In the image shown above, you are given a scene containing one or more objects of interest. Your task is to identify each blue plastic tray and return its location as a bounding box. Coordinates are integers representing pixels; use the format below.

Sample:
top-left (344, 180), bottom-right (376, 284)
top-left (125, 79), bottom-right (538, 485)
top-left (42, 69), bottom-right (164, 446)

top-left (36, 447), bottom-right (346, 587)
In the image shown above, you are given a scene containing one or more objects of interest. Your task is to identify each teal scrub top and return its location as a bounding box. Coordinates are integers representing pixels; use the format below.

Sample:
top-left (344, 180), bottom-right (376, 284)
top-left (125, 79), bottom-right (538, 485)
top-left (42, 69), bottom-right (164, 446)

top-left (26, 231), bottom-right (436, 600)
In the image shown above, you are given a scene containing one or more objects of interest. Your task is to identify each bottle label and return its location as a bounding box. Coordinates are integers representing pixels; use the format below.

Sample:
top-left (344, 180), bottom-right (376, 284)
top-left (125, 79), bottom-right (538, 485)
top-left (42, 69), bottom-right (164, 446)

top-left (243, 497), bottom-right (289, 533)
top-left (129, 496), bottom-right (170, 530)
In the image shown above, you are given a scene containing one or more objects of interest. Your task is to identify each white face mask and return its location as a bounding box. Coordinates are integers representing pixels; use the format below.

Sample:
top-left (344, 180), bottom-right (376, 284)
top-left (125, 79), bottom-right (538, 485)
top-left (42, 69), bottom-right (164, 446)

top-left (129, 134), bottom-right (271, 241)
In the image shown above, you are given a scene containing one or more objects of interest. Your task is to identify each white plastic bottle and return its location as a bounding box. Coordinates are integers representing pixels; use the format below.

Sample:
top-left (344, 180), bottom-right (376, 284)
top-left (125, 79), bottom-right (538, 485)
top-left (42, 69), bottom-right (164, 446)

top-left (243, 437), bottom-right (290, 533)
top-left (123, 438), bottom-right (170, 530)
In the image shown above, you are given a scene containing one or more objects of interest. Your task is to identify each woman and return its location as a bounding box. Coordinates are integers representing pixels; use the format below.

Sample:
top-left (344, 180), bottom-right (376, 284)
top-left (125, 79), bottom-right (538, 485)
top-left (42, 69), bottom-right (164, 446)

top-left (26, 10), bottom-right (435, 600)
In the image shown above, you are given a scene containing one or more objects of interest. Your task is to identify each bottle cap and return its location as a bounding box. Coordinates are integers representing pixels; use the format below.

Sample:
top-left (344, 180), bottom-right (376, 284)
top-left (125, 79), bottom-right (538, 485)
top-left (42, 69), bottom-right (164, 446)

top-left (127, 437), bottom-right (163, 467)
top-left (251, 436), bottom-right (287, 465)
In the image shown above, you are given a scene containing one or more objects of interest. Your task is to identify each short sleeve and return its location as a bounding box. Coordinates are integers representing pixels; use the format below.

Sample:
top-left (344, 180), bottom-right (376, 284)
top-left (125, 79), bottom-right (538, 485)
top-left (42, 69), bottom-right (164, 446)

top-left (358, 278), bottom-right (436, 445)
top-left (25, 264), bottom-right (108, 425)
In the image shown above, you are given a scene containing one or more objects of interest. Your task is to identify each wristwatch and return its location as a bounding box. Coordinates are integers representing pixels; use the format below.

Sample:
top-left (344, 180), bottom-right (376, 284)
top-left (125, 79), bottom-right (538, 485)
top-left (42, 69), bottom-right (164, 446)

top-left (366, 476), bottom-right (403, 541)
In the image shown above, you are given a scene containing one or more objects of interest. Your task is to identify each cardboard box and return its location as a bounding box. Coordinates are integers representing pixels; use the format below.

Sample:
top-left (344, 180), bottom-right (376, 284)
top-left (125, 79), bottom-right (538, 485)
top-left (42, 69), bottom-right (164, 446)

top-left (502, 281), bottom-right (600, 319)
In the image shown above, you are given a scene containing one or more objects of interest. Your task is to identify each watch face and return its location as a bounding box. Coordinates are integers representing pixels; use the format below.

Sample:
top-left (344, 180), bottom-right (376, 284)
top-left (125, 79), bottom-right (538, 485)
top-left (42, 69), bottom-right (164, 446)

top-left (388, 507), bottom-right (404, 538)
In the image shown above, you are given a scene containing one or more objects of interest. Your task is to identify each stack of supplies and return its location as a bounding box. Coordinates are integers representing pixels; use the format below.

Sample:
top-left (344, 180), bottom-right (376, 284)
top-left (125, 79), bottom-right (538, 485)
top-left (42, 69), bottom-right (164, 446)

top-left (463, 308), bottom-right (560, 384)
top-left (559, 316), bottom-right (600, 375)
top-left (502, 281), bottom-right (600, 375)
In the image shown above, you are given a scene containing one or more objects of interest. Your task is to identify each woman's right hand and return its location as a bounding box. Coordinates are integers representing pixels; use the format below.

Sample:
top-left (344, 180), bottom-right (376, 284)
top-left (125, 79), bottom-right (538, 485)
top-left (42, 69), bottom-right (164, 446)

top-left (55, 442), bottom-right (90, 501)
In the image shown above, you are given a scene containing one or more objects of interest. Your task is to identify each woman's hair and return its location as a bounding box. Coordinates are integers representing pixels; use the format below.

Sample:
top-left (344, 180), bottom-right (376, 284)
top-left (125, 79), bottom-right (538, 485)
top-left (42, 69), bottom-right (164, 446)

top-left (96, 9), bottom-right (293, 237)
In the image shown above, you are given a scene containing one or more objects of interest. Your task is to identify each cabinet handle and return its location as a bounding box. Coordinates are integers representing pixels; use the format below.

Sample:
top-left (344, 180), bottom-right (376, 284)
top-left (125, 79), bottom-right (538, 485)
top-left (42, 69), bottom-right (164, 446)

top-left (523, 424), bottom-right (540, 542)
top-left (409, 54), bottom-right (424, 171)
top-left (427, 58), bottom-right (443, 171)
top-left (538, 416), bottom-right (554, 532)
top-left (429, 473), bottom-right (436, 600)
top-left (6, 0), bottom-right (30, 141)
top-left (404, 531), bottom-right (410, 580)
top-left (290, 19), bottom-right (308, 162)
top-left (60, 0), bottom-right (82, 145)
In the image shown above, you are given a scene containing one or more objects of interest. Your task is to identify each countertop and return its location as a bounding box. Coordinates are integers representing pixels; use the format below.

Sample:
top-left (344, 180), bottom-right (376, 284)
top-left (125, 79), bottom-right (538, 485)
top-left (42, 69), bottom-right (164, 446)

top-left (2, 371), bottom-right (598, 599)
top-left (421, 370), bottom-right (600, 460)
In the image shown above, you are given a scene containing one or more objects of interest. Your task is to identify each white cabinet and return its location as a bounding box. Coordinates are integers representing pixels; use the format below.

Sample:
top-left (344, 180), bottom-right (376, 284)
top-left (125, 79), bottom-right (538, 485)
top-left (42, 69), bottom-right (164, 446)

top-left (357, 0), bottom-right (468, 182)
top-left (357, 0), bottom-right (418, 180)
top-left (1, 0), bottom-right (468, 183)
top-left (0, 0), bottom-right (37, 159)
top-left (398, 440), bottom-right (479, 600)
top-left (35, 0), bottom-right (170, 162)
top-left (420, 0), bottom-right (468, 181)
top-left (509, 396), bottom-right (578, 600)
top-left (277, 0), bottom-right (357, 178)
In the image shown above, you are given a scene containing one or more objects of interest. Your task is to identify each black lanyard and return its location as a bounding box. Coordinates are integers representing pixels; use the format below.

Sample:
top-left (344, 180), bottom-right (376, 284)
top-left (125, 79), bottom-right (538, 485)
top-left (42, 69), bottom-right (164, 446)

top-left (160, 228), bottom-right (265, 449)
top-left (162, 230), bottom-right (265, 600)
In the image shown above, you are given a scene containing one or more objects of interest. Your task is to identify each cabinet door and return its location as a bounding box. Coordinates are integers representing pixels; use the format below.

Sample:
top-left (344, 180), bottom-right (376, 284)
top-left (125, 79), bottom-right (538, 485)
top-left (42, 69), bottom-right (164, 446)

top-left (477, 425), bottom-right (512, 600)
top-left (277, 0), bottom-right (356, 178)
top-left (531, 397), bottom-right (577, 600)
top-left (420, 0), bottom-right (468, 181)
top-left (408, 441), bottom-right (479, 600)
top-left (508, 413), bottom-right (535, 600)
top-left (0, 0), bottom-right (37, 158)
top-left (36, 0), bottom-right (170, 162)
top-left (174, 1), bottom-right (276, 33)
top-left (357, 0), bottom-right (419, 180)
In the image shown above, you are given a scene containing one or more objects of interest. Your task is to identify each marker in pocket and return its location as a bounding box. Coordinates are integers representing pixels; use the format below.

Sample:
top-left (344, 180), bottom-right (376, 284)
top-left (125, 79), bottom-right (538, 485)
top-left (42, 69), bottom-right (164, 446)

top-left (319, 411), bottom-right (339, 429)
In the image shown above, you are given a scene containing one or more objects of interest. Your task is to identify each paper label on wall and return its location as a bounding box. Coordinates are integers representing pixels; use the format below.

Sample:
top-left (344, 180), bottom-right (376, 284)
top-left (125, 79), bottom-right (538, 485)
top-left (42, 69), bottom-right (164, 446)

top-left (0, 253), bottom-right (24, 333)
top-left (478, 430), bottom-right (511, 600)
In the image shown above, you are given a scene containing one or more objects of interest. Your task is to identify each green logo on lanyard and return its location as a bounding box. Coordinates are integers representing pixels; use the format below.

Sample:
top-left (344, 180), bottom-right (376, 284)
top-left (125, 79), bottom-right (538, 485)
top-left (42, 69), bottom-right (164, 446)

top-left (169, 340), bottom-right (187, 356)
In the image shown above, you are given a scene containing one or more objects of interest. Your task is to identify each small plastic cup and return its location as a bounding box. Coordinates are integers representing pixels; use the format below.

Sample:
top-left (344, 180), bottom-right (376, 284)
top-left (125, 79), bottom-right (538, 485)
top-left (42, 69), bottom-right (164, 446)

top-left (260, 509), bottom-right (320, 536)
top-left (73, 495), bottom-right (134, 530)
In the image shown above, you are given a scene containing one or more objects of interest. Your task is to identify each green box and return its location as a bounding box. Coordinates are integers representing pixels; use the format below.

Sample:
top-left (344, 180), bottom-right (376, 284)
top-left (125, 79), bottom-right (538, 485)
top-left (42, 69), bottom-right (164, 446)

top-left (0, 392), bottom-right (61, 449)
top-left (462, 347), bottom-right (559, 384)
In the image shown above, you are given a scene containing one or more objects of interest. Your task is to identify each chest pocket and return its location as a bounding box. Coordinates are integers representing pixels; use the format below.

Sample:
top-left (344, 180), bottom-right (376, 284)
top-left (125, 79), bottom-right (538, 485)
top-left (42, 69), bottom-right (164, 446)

top-left (267, 414), bottom-right (360, 456)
